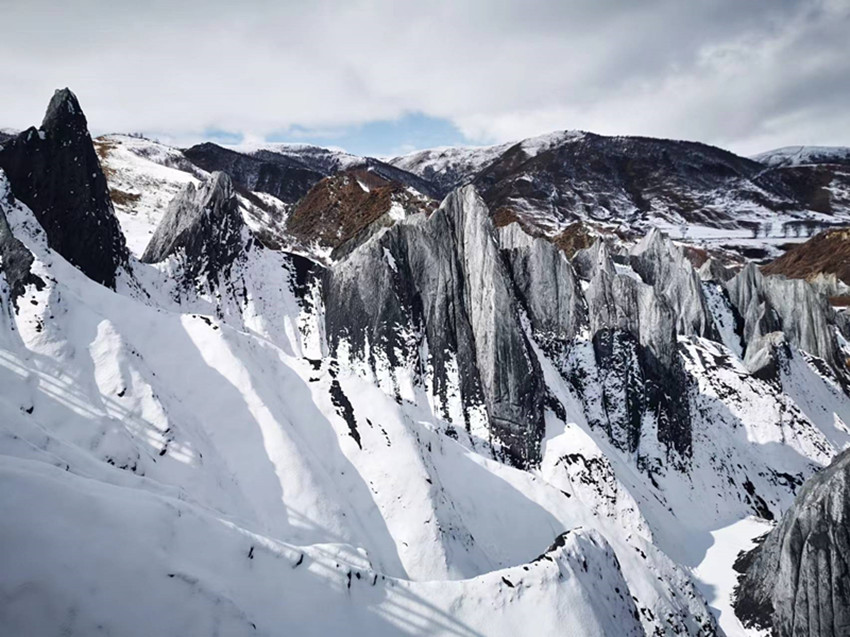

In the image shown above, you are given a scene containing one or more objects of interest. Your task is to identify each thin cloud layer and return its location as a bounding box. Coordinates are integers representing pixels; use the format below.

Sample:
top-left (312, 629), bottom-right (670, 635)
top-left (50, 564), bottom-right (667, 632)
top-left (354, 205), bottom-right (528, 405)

top-left (1, 0), bottom-right (847, 155)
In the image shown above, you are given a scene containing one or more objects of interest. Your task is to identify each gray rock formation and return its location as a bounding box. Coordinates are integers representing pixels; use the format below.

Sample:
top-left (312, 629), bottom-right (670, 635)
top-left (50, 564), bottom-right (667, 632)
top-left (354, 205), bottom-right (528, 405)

top-left (697, 258), bottom-right (733, 283)
top-left (734, 447), bottom-right (850, 637)
top-left (580, 259), bottom-right (692, 457)
top-left (323, 186), bottom-right (544, 467)
top-left (572, 239), bottom-right (617, 281)
top-left (142, 172), bottom-right (248, 287)
top-left (0, 88), bottom-right (128, 288)
top-left (808, 272), bottom-right (850, 298)
top-left (629, 229), bottom-right (719, 340)
top-left (726, 264), bottom-right (841, 372)
top-left (498, 223), bottom-right (586, 346)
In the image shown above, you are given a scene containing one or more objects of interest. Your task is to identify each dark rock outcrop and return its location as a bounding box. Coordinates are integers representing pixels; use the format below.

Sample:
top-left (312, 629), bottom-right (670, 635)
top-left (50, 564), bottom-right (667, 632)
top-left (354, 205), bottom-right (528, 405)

top-left (0, 174), bottom-right (45, 309)
top-left (0, 88), bottom-right (128, 288)
top-left (141, 172), bottom-right (247, 286)
top-left (183, 142), bottom-right (325, 204)
top-left (734, 448), bottom-right (850, 637)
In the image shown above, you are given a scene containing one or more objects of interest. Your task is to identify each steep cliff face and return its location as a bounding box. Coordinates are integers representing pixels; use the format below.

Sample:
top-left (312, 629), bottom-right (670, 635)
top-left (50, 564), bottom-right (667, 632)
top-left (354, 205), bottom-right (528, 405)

top-left (629, 229), bottom-right (719, 341)
top-left (577, 250), bottom-right (692, 458)
top-left (141, 171), bottom-right (247, 287)
top-left (726, 263), bottom-right (842, 373)
top-left (0, 173), bottom-right (44, 310)
top-left (734, 448), bottom-right (850, 637)
top-left (0, 89), bottom-right (128, 287)
top-left (498, 223), bottom-right (586, 347)
top-left (323, 186), bottom-right (545, 467)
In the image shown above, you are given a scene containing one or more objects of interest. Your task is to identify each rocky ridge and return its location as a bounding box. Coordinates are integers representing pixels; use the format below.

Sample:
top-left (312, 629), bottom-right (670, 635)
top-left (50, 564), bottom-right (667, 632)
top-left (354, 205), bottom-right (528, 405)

top-left (762, 227), bottom-right (850, 289)
top-left (734, 447), bottom-right (850, 637)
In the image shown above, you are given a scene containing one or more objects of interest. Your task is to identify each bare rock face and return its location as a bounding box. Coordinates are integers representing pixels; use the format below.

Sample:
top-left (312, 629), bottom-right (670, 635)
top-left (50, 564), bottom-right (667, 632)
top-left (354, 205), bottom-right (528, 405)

top-left (0, 173), bottom-right (45, 309)
top-left (0, 88), bottom-right (128, 288)
top-left (323, 186), bottom-right (545, 467)
top-left (142, 172), bottom-right (248, 287)
top-left (629, 228), bottom-right (719, 341)
top-left (697, 258), bottom-right (733, 283)
top-left (734, 447), bottom-right (850, 637)
top-left (572, 239), bottom-right (617, 280)
top-left (581, 258), bottom-right (692, 457)
top-left (726, 263), bottom-right (841, 373)
top-left (498, 223), bottom-right (587, 347)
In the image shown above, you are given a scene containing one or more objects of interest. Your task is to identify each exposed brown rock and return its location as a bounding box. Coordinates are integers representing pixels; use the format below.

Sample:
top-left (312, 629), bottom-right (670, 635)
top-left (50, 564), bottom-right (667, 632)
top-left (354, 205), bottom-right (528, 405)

top-left (761, 227), bottom-right (850, 285)
top-left (286, 169), bottom-right (435, 250)
top-left (550, 221), bottom-right (596, 257)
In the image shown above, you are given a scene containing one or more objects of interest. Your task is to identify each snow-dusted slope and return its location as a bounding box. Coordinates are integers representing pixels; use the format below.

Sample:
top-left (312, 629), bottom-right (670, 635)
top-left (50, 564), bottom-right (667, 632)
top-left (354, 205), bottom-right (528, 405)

top-left (0, 170), bottom-right (722, 635)
top-left (389, 130), bottom-right (585, 196)
top-left (232, 141), bottom-right (366, 174)
top-left (752, 145), bottom-right (850, 168)
top-left (94, 135), bottom-right (290, 257)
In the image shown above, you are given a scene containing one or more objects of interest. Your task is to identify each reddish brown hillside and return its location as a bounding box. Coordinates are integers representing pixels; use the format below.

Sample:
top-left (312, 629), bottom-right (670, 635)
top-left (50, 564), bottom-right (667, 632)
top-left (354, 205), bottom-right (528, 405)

top-left (761, 227), bottom-right (850, 284)
top-left (286, 169), bottom-right (435, 249)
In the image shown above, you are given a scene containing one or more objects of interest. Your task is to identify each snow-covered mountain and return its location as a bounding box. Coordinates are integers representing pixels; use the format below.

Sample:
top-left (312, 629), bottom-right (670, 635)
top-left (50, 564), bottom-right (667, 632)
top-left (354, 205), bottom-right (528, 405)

top-left (393, 133), bottom-right (850, 264)
top-left (752, 145), bottom-right (850, 168)
top-left (2, 89), bottom-right (850, 637)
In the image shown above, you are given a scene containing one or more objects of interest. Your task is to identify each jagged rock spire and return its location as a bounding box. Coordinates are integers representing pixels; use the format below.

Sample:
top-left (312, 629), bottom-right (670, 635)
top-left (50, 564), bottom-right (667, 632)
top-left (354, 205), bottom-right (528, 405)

top-left (41, 88), bottom-right (86, 133)
top-left (323, 185), bottom-right (544, 467)
top-left (0, 88), bottom-right (128, 288)
top-left (726, 263), bottom-right (841, 372)
top-left (629, 228), bottom-right (719, 340)
top-left (142, 171), bottom-right (247, 286)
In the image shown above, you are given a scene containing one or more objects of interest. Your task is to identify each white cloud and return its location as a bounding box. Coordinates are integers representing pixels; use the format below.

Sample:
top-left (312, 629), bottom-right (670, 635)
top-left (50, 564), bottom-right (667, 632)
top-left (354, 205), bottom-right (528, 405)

top-left (0, 0), bottom-right (847, 155)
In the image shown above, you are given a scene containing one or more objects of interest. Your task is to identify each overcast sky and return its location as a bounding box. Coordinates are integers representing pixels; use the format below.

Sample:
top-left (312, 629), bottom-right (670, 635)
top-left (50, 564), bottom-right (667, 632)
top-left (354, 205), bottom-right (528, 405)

top-left (1, 0), bottom-right (848, 157)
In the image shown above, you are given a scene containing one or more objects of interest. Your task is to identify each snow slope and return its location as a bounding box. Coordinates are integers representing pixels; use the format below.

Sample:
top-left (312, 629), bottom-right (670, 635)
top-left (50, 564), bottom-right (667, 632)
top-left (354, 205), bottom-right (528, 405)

top-left (0, 172), bottom-right (721, 635)
top-left (389, 130), bottom-right (585, 195)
